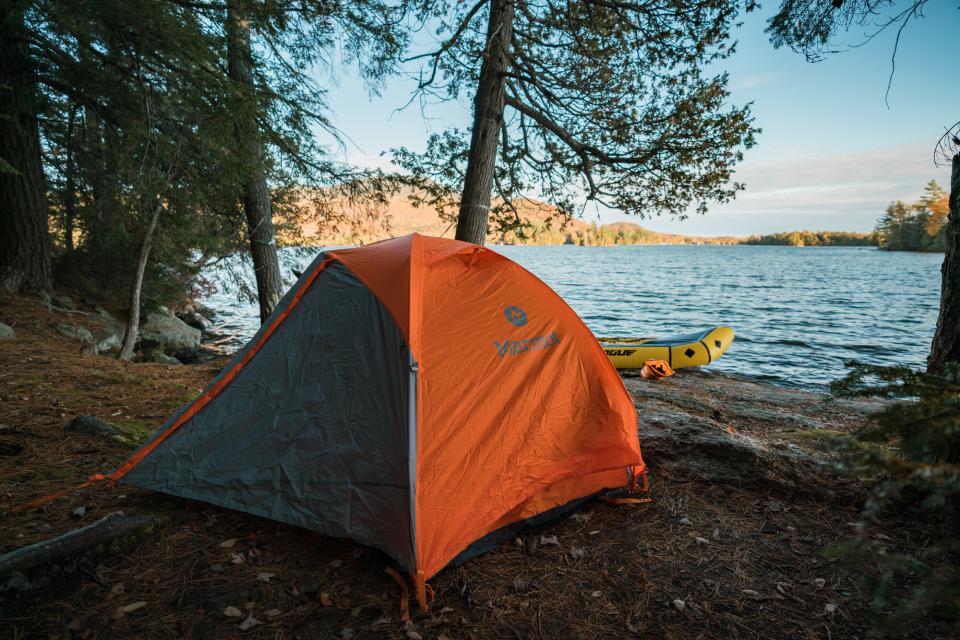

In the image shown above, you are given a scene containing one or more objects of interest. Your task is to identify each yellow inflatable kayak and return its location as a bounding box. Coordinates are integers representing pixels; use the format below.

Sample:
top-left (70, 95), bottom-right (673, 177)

top-left (598, 327), bottom-right (735, 370)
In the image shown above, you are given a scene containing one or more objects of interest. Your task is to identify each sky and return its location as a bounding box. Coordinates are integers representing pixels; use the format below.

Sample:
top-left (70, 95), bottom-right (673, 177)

top-left (314, 2), bottom-right (959, 237)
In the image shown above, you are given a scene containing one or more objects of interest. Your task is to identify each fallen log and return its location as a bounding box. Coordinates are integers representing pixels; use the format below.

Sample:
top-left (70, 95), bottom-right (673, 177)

top-left (0, 512), bottom-right (154, 577)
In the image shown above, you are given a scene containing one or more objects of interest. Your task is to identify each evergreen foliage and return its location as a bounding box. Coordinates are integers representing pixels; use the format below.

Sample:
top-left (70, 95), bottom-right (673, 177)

top-left (875, 181), bottom-right (949, 252)
top-left (742, 230), bottom-right (876, 247)
top-left (5, 0), bottom-right (405, 310)
top-left (829, 361), bottom-right (960, 632)
top-left (394, 0), bottom-right (758, 237)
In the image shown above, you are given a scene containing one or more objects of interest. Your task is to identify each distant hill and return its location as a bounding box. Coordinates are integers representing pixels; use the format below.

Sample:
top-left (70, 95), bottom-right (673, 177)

top-left (279, 189), bottom-right (873, 247)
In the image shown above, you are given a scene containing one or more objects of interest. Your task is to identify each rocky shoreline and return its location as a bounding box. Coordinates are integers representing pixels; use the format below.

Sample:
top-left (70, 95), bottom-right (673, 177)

top-left (0, 292), bottom-right (233, 365)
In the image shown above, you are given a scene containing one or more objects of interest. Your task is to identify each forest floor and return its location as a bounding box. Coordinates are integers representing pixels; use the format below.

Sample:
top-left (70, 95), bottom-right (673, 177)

top-left (0, 292), bottom-right (936, 640)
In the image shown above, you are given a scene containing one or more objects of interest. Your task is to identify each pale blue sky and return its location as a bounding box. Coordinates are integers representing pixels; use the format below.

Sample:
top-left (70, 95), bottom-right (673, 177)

top-left (315, 2), bottom-right (959, 236)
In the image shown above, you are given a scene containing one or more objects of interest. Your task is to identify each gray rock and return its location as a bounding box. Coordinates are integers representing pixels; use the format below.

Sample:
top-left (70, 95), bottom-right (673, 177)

top-left (92, 329), bottom-right (121, 354)
top-left (636, 407), bottom-right (824, 489)
top-left (139, 312), bottom-right (201, 352)
top-left (177, 310), bottom-right (212, 332)
top-left (624, 369), bottom-right (881, 493)
top-left (56, 324), bottom-right (94, 344)
top-left (156, 353), bottom-right (183, 366)
top-left (66, 415), bottom-right (120, 437)
top-left (0, 323), bottom-right (14, 339)
top-left (52, 294), bottom-right (76, 310)
top-left (94, 306), bottom-right (116, 322)
top-left (192, 301), bottom-right (217, 319)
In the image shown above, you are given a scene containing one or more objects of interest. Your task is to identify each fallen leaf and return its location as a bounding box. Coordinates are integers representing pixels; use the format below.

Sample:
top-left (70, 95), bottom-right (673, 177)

top-left (340, 629), bottom-right (354, 640)
top-left (330, 559), bottom-right (343, 568)
top-left (539, 535), bottom-right (559, 546)
top-left (825, 603), bottom-right (837, 614)
top-left (320, 592), bottom-right (333, 607)
top-left (220, 538), bottom-right (237, 548)
top-left (814, 578), bottom-right (826, 589)
top-left (265, 609), bottom-right (282, 618)
top-left (238, 615), bottom-right (261, 631)
top-left (694, 537), bottom-right (710, 545)
top-left (588, 530), bottom-right (600, 536)
top-left (109, 582), bottom-right (125, 597)
top-left (591, 591), bottom-right (602, 598)
top-left (407, 632), bottom-right (423, 640)
top-left (569, 547), bottom-right (586, 559)
top-left (672, 599), bottom-right (685, 611)
top-left (224, 606), bottom-right (243, 618)
top-left (122, 601), bottom-right (147, 613)
top-left (231, 553), bottom-right (244, 564)
top-left (256, 572), bottom-right (275, 583)
top-left (679, 517), bottom-right (691, 526)
top-left (71, 506), bottom-right (87, 519)
top-left (742, 589), bottom-right (762, 598)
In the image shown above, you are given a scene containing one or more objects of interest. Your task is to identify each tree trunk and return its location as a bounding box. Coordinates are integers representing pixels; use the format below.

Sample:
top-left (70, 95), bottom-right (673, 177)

top-left (455, 0), bottom-right (515, 246)
top-left (227, 1), bottom-right (284, 323)
top-left (119, 202), bottom-right (162, 361)
top-left (0, 512), bottom-right (154, 578)
top-left (928, 154), bottom-right (960, 374)
top-left (64, 107), bottom-right (77, 252)
top-left (0, 6), bottom-right (52, 293)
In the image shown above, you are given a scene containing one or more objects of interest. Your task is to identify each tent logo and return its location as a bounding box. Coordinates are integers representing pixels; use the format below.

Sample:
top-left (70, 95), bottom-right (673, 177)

top-left (504, 305), bottom-right (528, 327)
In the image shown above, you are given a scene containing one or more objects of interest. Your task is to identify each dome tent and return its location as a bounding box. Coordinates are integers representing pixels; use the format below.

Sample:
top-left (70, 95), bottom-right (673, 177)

top-left (109, 233), bottom-right (645, 608)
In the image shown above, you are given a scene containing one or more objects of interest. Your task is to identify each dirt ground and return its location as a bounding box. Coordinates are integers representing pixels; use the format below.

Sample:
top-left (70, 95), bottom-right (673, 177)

top-left (0, 293), bottom-right (931, 639)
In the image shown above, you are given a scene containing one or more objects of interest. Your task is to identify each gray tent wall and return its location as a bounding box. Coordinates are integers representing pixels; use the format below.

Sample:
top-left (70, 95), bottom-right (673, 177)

top-left (120, 256), bottom-right (416, 570)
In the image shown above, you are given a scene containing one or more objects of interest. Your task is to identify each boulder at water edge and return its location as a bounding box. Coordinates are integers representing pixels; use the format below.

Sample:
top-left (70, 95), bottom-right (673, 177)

top-left (139, 311), bottom-right (201, 353)
top-left (0, 323), bottom-right (14, 340)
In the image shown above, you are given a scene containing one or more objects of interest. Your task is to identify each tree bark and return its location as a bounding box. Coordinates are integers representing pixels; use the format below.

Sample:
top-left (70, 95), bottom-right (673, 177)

top-left (119, 201), bottom-right (162, 361)
top-left (928, 154), bottom-right (960, 374)
top-left (64, 107), bottom-right (77, 252)
top-left (0, 512), bottom-right (154, 578)
top-left (0, 6), bottom-right (53, 293)
top-left (455, 0), bottom-right (515, 246)
top-left (227, 1), bottom-right (284, 323)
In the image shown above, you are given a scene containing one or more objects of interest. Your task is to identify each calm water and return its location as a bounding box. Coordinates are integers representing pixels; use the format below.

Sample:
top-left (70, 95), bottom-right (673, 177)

top-left (202, 245), bottom-right (943, 390)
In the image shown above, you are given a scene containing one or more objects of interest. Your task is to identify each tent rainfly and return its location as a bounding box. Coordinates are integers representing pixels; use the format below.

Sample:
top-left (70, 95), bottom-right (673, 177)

top-left (109, 233), bottom-right (646, 609)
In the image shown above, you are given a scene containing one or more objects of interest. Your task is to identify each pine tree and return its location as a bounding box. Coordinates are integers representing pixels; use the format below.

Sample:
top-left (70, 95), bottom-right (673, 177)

top-left (0, 4), bottom-right (52, 294)
top-left (394, 0), bottom-right (758, 245)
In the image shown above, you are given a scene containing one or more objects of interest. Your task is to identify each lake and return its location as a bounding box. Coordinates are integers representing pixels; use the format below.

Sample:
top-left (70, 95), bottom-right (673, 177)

top-left (201, 244), bottom-right (943, 390)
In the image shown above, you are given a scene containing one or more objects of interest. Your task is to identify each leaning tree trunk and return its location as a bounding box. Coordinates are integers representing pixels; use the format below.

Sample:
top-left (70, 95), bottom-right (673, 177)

top-left (928, 154), bottom-right (960, 374)
top-left (227, 1), bottom-right (283, 323)
top-left (455, 0), bottom-right (515, 246)
top-left (119, 202), bottom-right (162, 361)
top-left (0, 7), bottom-right (52, 293)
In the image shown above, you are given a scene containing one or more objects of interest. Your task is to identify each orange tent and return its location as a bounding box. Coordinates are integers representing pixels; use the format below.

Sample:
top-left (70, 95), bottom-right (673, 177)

top-left (111, 233), bottom-right (645, 606)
